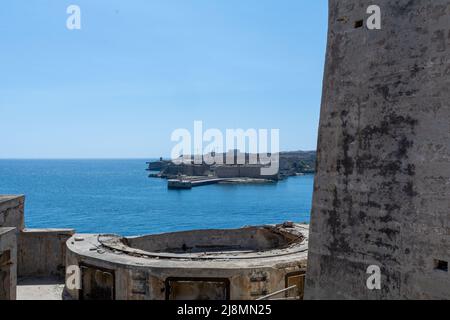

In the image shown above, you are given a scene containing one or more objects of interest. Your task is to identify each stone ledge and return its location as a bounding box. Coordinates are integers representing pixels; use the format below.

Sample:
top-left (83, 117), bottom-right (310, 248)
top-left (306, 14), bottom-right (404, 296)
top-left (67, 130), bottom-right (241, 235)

top-left (0, 195), bottom-right (24, 211)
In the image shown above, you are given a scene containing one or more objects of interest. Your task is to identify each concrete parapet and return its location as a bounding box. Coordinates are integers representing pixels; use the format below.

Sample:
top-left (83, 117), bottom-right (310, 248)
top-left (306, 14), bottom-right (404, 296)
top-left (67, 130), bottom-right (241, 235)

top-left (18, 229), bottom-right (75, 278)
top-left (0, 195), bottom-right (25, 232)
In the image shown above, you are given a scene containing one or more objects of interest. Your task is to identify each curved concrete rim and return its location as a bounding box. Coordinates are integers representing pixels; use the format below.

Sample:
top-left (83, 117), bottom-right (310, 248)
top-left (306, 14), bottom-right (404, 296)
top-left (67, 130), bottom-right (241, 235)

top-left (97, 224), bottom-right (308, 260)
top-left (66, 224), bottom-right (309, 268)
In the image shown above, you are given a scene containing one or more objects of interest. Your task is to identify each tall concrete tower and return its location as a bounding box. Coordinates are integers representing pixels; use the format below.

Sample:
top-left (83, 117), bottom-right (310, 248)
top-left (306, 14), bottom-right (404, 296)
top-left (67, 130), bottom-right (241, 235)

top-left (305, 0), bottom-right (450, 299)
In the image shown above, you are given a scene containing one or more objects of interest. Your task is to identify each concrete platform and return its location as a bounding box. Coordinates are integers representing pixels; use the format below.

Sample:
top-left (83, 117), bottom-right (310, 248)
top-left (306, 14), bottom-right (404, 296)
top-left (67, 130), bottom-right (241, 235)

top-left (65, 223), bottom-right (308, 300)
top-left (17, 277), bottom-right (65, 300)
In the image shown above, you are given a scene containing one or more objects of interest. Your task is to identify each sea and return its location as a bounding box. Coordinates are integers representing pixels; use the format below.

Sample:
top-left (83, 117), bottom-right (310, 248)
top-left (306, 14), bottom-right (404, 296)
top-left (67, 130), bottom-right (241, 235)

top-left (0, 159), bottom-right (313, 236)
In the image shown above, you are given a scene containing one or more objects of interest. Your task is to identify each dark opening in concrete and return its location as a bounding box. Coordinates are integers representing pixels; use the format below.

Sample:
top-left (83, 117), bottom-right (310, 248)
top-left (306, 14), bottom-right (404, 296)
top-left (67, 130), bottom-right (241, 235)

top-left (354, 20), bottom-right (364, 28)
top-left (285, 271), bottom-right (305, 300)
top-left (165, 277), bottom-right (230, 300)
top-left (80, 264), bottom-right (115, 300)
top-left (434, 259), bottom-right (448, 272)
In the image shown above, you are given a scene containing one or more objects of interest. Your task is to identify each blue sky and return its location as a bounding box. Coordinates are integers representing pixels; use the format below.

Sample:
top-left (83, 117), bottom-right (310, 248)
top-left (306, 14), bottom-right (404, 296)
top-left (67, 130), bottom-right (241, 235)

top-left (0, 1), bottom-right (328, 159)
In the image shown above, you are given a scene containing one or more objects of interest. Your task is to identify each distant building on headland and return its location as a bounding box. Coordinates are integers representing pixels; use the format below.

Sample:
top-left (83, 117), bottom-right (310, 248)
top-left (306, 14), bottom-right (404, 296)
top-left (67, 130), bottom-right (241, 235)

top-left (147, 150), bottom-right (316, 181)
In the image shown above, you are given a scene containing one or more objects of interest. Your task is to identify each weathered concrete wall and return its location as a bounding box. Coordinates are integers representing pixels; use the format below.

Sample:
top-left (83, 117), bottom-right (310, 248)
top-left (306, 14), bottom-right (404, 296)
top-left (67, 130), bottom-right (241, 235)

top-left (0, 228), bottom-right (17, 300)
top-left (65, 245), bottom-right (306, 300)
top-left (215, 166), bottom-right (278, 180)
top-left (306, 0), bottom-right (450, 299)
top-left (162, 164), bottom-right (211, 177)
top-left (18, 229), bottom-right (75, 278)
top-left (66, 257), bottom-right (289, 301)
top-left (0, 195), bottom-right (25, 232)
top-left (1, 195), bottom-right (75, 279)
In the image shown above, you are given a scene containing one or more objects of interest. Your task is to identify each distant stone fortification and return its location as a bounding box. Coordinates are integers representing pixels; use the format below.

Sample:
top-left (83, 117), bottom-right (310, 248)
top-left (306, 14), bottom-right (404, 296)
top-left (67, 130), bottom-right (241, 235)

top-left (147, 150), bottom-right (316, 180)
top-left (306, 0), bottom-right (450, 299)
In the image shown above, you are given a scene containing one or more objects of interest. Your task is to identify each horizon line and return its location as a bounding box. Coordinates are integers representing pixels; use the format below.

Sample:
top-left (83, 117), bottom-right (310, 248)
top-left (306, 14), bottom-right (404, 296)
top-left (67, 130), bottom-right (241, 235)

top-left (0, 150), bottom-right (317, 161)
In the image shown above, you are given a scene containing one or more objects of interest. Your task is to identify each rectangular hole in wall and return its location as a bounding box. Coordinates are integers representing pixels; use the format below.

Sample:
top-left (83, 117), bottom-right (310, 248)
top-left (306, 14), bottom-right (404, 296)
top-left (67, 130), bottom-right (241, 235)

top-left (285, 271), bottom-right (306, 300)
top-left (354, 20), bottom-right (364, 29)
top-left (434, 259), bottom-right (448, 272)
top-left (165, 277), bottom-right (230, 300)
top-left (80, 264), bottom-right (115, 300)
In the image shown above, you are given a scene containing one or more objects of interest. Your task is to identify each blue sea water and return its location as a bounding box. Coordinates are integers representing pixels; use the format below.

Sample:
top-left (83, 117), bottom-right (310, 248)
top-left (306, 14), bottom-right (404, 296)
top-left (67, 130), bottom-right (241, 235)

top-left (0, 159), bottom-right (313, 236)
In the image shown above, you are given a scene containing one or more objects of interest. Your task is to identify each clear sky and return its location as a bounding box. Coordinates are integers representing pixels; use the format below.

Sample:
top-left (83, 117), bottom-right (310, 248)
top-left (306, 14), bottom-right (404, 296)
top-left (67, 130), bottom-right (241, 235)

top-left (0, 1), bottom-right (328, 159)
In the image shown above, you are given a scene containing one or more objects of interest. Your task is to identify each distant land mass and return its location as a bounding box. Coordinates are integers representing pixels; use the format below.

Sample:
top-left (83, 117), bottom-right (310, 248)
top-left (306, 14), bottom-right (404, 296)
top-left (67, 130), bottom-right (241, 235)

top-left (277, 150), bottom-right (316, 177)
top-left (147, 151), bottom-right (316, 182)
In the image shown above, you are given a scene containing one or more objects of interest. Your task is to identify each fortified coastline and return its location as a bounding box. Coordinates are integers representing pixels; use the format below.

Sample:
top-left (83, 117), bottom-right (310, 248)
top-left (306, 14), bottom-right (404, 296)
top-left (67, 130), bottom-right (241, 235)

top-left (5, 0), bottom-right (450, 302)
top-left (147, 150), bottom-right (316, 189)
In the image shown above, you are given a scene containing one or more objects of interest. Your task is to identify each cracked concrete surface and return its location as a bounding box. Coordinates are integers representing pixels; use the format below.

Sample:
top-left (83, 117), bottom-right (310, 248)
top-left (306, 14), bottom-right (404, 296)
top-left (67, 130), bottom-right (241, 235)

top-left (17, 277), bottom-right (65, 300)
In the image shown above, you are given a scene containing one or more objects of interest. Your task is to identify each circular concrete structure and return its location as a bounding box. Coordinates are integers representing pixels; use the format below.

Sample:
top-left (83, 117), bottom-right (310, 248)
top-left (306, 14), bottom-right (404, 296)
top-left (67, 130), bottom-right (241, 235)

top-left (65, 223), bottom-right (308, 300)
